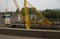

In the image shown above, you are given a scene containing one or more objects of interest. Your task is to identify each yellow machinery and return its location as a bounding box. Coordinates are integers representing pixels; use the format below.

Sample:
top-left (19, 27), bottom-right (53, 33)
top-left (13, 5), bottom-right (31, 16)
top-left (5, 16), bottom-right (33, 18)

top-left (12, 0), bottom-right (52, 30)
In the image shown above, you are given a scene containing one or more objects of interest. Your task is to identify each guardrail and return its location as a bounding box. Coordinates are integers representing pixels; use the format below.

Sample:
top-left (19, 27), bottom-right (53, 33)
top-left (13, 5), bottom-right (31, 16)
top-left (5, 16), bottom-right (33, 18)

top-left (0, 27), bottom-right (60, 38)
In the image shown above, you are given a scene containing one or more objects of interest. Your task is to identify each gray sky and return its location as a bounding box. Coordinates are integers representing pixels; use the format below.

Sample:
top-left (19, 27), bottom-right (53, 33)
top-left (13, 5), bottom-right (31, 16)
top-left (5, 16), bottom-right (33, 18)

top-left (0, 0), bottom-right (60, 12)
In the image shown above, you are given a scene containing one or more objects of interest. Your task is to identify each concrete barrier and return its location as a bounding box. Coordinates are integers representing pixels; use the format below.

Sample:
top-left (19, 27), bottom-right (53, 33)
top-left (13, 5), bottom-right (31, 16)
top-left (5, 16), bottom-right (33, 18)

top-left (0, 27), bottom-right (60, 38)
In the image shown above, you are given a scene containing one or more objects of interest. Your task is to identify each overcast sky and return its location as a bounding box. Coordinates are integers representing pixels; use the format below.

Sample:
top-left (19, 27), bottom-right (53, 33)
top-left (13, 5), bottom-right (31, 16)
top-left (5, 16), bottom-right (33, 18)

top-left (0, 0), bottom-right (60, 12)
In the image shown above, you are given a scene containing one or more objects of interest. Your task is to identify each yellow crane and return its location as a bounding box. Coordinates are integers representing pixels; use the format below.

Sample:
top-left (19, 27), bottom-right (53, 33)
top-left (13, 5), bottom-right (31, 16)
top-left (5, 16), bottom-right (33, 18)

top-left (12, 0), bottom-right (52, 30)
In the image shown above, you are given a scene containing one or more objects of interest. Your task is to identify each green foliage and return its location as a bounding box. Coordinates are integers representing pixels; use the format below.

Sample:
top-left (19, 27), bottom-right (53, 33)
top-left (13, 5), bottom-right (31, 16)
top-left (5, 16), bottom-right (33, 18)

top-left (21, 7), bottom-right (25, 15)
top-left (21, 7), bottom-right (36, 15)
top-left (42, 9), bottom-right (60, 22)
top-left (16, 8), bottom-right (19, 12)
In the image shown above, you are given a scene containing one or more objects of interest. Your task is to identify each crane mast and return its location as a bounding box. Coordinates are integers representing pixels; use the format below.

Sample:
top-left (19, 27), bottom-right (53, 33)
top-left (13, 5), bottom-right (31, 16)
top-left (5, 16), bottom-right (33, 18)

top-left (24, 0), bottom-right (30, 30)
top-left (13, 0), bottom-right (19, 9)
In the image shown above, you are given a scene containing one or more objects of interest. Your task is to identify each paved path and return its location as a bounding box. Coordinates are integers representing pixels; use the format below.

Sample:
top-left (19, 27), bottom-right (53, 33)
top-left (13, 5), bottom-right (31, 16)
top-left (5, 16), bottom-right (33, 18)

top-left (0, 34), bottom-right (48, 39)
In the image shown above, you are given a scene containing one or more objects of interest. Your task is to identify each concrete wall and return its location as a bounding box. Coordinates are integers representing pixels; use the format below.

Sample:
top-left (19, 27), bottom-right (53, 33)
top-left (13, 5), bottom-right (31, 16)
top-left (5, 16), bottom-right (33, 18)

top-left (0, 28), bottom-right (60, 39)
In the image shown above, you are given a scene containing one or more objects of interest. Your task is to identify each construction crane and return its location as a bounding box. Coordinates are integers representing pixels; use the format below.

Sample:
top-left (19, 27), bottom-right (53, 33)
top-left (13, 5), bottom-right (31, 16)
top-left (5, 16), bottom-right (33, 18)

top-left (26, 1), bottom-right (52, 26)
top-left (12, 0), bottom-right (52, 30)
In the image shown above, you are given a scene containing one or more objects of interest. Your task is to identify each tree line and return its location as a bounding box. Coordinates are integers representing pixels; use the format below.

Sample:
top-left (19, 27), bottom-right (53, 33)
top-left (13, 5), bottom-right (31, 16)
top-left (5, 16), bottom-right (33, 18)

top-left (16, 8), bottom-right (60, 22)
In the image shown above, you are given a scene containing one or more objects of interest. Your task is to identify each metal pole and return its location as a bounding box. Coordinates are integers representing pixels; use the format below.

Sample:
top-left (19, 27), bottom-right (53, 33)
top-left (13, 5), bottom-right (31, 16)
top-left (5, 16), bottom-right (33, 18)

top-left (24, 0), bottom-right (30, 30)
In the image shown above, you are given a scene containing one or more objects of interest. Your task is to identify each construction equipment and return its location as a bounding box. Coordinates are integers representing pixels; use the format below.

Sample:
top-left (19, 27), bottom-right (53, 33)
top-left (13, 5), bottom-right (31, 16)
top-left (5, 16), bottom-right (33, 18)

top-left (13, 0), bottom-right (52, 29)
top-left (11, 0), bottom-right (53, 30)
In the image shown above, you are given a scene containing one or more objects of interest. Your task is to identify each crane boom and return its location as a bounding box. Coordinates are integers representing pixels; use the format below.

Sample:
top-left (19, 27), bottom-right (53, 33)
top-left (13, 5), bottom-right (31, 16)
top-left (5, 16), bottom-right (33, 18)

top-left (24, 0), bottom-right (30, 30)
top-left (13, 0), bottom-right (19, 9)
